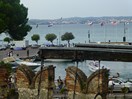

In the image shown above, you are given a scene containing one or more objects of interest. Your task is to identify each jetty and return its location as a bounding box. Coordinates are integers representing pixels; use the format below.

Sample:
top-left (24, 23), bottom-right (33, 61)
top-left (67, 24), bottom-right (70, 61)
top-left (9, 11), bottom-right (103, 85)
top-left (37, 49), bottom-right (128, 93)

top-left (38, 44), bottom-right (132, 62)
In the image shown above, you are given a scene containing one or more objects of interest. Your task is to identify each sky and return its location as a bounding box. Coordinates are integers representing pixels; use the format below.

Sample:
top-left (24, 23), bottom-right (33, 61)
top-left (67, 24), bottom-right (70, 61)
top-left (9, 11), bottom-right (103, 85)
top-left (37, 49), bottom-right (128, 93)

top-left (20, 0), bottom-right (132, 19)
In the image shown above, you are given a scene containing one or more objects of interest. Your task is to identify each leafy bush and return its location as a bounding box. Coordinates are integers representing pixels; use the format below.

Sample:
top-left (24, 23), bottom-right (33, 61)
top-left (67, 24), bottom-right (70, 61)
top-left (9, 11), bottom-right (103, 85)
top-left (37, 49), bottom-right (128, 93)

top-left (0, 61), bottom-right (12, 74)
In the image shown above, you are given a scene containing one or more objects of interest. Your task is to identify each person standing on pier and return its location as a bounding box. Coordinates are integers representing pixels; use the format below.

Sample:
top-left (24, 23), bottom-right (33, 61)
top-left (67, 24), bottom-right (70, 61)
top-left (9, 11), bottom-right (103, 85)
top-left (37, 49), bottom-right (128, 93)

top-left (57, 76), bottom-right (63, 90)
top-left (10, 51), bottom-right (13, 56)
top-left (113, 72), bottom-right (120, 78)
top-left (27, 49), bottom-right (29, 57)
top-left (109, 78), bottom-right (115, 94)
top-left (8, 51), bottom-right (10, 57)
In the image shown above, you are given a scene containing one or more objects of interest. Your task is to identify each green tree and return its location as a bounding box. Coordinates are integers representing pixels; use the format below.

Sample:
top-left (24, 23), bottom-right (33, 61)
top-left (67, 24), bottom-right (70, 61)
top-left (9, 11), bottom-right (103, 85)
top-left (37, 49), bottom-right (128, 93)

top-left (0, 0), bottom-right (32, 40)
top-left (61, 32), bottom-right (75, 47)
top-left (3, 37), bottom-right (12, 44)
top-left (45, 33), bottom-right (57, 44)
top-left (31, 34), bottom-right (40, 44)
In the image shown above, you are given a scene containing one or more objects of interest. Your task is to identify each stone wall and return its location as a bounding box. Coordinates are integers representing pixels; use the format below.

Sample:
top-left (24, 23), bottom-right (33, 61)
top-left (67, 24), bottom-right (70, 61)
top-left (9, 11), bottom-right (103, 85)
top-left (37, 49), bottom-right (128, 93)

top-left (86, 69), bottom-right (109, 94)
top-left (0, 68), bottom-right (8, 86)
top-left (0, 66), bottom-right (14, 98)
top-left (65, 66), bottom-right (87, 93)
top-left (33, 65), bottom-right (55, 89)
top-left (65, 66), bottom-right (109, 99)
top-left (16, 65), bottom-right (35, 88)
top-left (16, 65), bottom-right (55, 99)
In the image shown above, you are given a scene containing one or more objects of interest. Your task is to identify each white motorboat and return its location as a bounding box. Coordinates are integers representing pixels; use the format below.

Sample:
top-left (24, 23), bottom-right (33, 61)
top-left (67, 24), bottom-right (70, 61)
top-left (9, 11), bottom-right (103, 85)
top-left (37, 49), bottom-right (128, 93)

top-left (48, 23), bottom-right (53, 27)
top-left (88, 61), bottom-right (109, 72)
top-left (3, 56), bottom-right (41, 69)
top-left (45, 59), bottom-right (73, 62)
top-left (32, 56), bottom-right (73, 62)
top-left (15, 57), bottom-right (41, 69)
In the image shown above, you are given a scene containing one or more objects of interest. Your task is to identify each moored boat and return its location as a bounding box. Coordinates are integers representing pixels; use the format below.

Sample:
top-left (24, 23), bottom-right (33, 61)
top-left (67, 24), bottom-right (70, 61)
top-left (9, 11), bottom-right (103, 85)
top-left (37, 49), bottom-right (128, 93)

top-left (3, 56), bottom-right (41, 70)
top-left (48, 23), bottom-right (53, 27)
top-left (88, 61), bottom-right (109, 72)
top-left (45, 59), bottom-right (73, 62)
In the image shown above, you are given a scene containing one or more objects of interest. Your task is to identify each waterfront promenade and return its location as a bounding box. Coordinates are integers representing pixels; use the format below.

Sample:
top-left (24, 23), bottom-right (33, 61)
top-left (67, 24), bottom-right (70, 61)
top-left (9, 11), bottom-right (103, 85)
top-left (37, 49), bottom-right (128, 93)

top-left (1, 43), bottom-right (132, 62)
top-left (0, 47), bottom-right (39, 61)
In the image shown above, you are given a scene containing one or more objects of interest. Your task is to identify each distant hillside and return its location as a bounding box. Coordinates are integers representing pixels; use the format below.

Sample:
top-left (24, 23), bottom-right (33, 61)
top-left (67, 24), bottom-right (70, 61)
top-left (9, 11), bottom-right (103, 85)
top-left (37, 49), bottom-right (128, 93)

top-left (28, 16), bottom-right (132, 25)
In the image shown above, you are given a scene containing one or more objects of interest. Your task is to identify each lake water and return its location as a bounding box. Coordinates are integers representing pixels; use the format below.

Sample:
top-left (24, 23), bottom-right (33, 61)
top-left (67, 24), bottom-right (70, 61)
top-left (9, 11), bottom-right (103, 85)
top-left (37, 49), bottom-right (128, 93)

top-left (25, 23), bottom-right (132, 45)
top-left (0, 23), bottom-right (132, 45)
top-left (1, 23), bottom-right (132, 80)
top-left (35, 60), bottom-right (132, 81)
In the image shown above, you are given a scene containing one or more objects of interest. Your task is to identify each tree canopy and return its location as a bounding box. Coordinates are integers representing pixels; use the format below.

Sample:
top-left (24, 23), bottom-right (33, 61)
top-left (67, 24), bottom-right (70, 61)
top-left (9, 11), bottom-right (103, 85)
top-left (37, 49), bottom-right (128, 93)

top-left (0, 0), bottom-right (32, 40)
top-left (61, 32), bottom-right (75, 47)
top-left (31, 34), bottom-right (40, 44)
top-left (3, 37), bottom-right (12, 44)
top-left (45, 33), bottom-right (57, 44)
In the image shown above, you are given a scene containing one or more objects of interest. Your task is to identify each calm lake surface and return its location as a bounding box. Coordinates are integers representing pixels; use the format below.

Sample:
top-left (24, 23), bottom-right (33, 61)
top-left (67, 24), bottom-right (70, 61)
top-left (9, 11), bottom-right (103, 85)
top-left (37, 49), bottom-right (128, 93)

top-left (25, 23), bottom-right (132, 45)
top-left (35, 60), bottom-right (132, 80)
top-left (1, 23), bottom-right (131, 44)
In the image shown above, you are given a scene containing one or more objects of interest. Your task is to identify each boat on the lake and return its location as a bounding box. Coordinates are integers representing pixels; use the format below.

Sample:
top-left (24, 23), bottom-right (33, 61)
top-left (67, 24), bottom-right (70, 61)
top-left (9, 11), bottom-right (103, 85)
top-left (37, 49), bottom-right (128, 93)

top-left (44, 59), bottom-right (73, 62)
top-left (3, 56), bottom-right (41, 69)
top-left (32, 55), bottom-right (73, 62)
top-left (48, 23), bottom-right (53, 27)
top-left (87, 61), bottom-right (109, 72)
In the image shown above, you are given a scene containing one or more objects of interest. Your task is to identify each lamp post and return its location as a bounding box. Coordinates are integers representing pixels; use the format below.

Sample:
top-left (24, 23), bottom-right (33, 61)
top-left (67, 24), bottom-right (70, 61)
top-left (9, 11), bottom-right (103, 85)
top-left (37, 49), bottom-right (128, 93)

top-left (57, 38), bottom-right (58, 45)
top-left (88, 30), bottom-right (90, 43)
top-left (58, 32), bottom-right (60, 46)
top-left (123, 22), bottom-right (126, 42)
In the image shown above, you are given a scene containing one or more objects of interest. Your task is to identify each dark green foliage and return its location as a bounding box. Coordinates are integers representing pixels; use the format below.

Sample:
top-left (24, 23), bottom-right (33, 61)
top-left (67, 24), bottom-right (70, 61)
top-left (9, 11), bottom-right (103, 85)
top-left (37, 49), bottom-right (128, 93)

top-left (48, 75), bottom-right (53, 81)
top-left (31, 34), bottom-right (40, 44)
top-left (60, 88), bottom-right (67, 94)
top-left (61, 32), bottom-right (75, 47)
top-left (8, 89), bottom-right (16, 95)
top-left (121, 87), bottom-right (129, 99)
top-left (61, 32), bottom-right (75, 41)
top-left (0, 0), bottom-right (32, 40)
top-left (0, 61), bottom-right (12, 74)
top-left (3, 37), bottom-right (12, 44)
top-left (45, 33), bottom-right (57, 44)
top-left (121, 87), bottom-right (129, 93)
top-left (80, 80), bottom-right (86, 91)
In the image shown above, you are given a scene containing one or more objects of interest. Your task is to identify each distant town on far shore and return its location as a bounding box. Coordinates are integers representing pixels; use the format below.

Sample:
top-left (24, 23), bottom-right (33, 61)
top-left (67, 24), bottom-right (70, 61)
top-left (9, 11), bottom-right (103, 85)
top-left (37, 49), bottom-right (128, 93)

top-left (28, 16), bottom-right (132, 25)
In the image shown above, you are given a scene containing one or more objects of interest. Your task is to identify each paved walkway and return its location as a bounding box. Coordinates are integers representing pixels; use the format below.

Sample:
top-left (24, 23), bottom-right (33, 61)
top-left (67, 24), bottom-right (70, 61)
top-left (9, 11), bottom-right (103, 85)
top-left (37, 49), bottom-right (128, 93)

top-left (107, 93), bottom-right (132, 99)
top-left (0, 47), bottom-right (39, 61)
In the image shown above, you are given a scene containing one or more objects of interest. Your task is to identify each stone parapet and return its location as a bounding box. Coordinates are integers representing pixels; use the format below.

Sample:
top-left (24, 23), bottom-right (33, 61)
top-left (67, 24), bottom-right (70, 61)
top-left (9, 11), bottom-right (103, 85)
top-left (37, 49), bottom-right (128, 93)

top-left (65, 66), bottom-right (109, 99)
top-left (0, 68), bottom-right (8, 86)
top-left (16, 65), bottom-right (55, 99)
